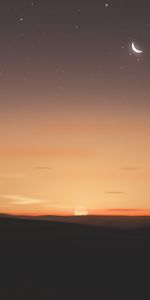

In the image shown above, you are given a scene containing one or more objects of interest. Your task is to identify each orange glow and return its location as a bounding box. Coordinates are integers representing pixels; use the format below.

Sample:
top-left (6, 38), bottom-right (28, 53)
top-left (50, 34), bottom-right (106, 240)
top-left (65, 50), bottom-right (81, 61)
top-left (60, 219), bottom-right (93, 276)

top-left (2, 209), bottom-right (150, 217)
top-left (0, 108), bottom-right (150, 215)
top-left (89, 209), bottom-right (150, 217)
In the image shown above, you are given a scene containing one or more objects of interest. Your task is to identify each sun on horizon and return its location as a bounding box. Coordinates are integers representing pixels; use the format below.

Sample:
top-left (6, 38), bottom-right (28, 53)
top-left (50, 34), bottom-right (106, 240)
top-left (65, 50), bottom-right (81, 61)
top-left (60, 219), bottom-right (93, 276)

top-left (74, 206), bottom-right (89, 216)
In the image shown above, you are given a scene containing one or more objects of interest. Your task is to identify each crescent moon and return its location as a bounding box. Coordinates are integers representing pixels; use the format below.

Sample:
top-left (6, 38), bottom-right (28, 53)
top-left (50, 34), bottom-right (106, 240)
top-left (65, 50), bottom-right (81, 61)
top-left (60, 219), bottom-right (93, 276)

top-left (132, 42), bottom-right (143, 54)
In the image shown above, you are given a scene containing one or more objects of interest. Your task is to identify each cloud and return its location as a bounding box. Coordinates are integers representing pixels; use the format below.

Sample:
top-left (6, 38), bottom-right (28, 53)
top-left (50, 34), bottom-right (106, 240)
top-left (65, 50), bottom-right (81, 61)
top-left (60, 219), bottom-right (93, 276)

top-left (120, 167), bottom-right (141, 171)
top-left (105, 191), bottom-right (125, 194)
top-left (1, 195), bottom-right (72, 211)
top-left (33, 166), bottom-right (52, 170)
top-left (108, 208), bottom-right (141, 212)
top-left (2, 195), bottom-right (47, 205)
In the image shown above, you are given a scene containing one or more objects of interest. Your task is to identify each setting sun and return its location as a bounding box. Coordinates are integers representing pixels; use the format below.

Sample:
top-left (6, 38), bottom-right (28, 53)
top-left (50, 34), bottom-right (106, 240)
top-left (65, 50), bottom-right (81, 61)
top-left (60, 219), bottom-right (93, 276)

top-left (74, 206), bottom-right (89, 216)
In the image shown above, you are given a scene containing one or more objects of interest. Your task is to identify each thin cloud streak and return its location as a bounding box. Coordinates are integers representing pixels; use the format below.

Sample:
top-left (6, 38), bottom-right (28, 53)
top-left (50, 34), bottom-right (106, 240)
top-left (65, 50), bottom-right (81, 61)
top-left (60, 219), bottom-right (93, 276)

top-left (105, 191), bottom-right (125, 194)
top-left (2, 195), bottom-right (47, 205)
top-left (33, 166), bottom-right (52, 170)
top-left (1, 195), bottom-right (73, 211)
top-left (108, 209), bottom-right (142, 212)
top-left (120, 167), bottom-right (141, 171)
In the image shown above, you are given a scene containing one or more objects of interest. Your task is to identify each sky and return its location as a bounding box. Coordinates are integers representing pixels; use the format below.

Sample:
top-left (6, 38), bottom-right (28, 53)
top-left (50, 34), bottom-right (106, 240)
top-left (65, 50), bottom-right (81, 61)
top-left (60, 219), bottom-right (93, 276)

top-left (0, 0), bottom-right (150, 216)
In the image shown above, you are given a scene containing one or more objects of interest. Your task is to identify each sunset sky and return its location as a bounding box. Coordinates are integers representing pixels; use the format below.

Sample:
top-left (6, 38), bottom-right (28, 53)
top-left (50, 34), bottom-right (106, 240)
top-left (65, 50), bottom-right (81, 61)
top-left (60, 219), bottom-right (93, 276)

top-left (0, 0), bottom-right (150, 216)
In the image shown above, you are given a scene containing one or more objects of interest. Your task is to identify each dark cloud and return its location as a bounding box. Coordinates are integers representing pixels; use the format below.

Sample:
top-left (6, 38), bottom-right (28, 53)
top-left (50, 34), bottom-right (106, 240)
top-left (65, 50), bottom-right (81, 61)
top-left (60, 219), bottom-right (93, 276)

top-left (120, 167), bottom-right (141, 171)
top-left (105, 191), bottom-right (125, 194)
top-left (33, 167), bottom-right (52, 170)
top-left (108, 209), bottom-right (141, 212)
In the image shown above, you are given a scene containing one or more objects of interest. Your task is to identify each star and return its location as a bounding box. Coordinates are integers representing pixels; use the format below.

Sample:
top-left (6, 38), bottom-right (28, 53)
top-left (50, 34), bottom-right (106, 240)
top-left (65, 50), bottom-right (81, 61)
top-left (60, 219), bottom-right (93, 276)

top-left (19, 17), bottom-right (24, 22)
top-left (75, 25), bottom-right (79, 30)
top-left (105, 3), bottom-right (109, 7)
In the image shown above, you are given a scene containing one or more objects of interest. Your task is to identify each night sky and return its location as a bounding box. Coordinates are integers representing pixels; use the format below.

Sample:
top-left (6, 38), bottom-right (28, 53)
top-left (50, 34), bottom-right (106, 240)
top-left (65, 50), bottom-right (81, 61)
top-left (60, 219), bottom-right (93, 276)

top-left (0, 0), bottom-right (150, 216)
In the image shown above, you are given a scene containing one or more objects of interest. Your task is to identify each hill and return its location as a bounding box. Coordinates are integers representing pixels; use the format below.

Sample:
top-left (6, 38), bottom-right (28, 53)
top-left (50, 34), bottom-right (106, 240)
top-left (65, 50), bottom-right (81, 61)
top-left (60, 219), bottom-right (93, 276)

top-left (0, 216), bottom-right (150, 299)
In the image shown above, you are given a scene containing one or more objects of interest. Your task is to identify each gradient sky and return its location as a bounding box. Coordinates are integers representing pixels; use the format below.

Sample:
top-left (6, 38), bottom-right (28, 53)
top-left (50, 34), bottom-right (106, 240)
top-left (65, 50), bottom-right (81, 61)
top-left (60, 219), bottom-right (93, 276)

top-left (0, 0), bottom-right (150, 215)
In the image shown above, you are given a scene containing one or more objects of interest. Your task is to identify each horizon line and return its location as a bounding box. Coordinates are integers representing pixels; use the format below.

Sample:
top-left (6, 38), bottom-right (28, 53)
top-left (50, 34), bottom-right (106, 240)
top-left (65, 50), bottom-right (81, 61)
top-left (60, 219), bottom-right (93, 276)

top-left (1, 208), bottom-right (150, 217)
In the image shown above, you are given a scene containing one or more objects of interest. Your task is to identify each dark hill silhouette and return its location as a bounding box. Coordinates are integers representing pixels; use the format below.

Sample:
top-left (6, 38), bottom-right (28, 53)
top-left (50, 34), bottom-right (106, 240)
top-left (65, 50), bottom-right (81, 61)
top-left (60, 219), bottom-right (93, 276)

top-left (0, 216), bottom-right (150, 299)
top-left (1, 213), bottom-right (150, 228)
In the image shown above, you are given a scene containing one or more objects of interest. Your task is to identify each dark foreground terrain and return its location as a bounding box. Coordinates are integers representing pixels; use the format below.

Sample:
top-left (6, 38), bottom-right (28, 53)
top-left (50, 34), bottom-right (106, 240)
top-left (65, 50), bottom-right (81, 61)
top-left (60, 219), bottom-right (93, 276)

top-left (0, 216), bottom-right (150, 299)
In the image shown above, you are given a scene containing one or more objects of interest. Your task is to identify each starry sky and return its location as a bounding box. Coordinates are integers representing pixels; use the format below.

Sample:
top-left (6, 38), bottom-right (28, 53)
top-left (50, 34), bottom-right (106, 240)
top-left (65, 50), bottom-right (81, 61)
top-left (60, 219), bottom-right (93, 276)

top-left (0, 0), bottom-right (150, 216)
